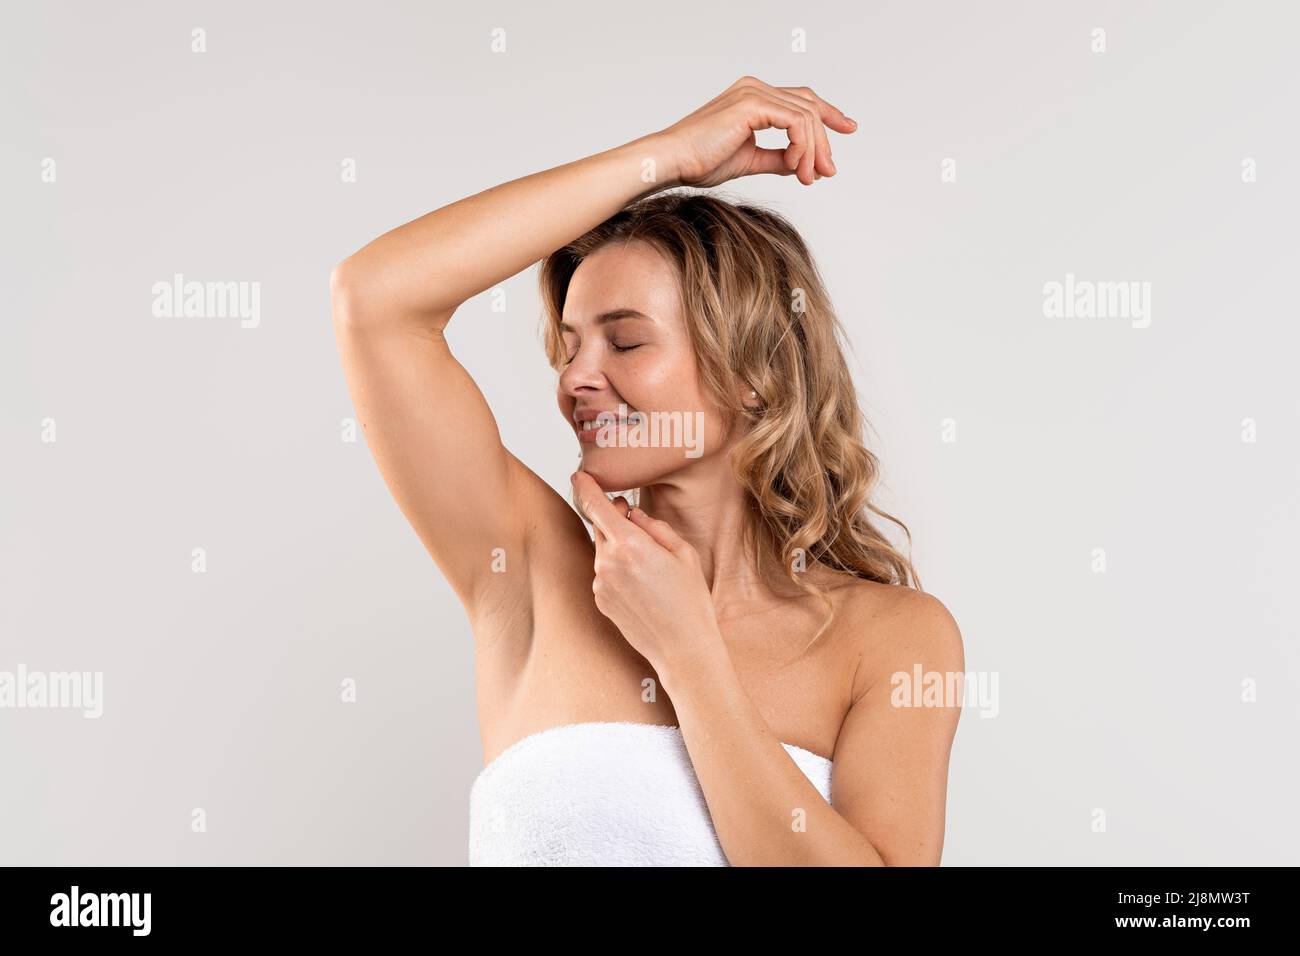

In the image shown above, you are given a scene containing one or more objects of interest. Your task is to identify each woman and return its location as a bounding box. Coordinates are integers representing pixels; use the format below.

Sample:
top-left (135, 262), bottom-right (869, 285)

top-left (331, 76), bottom-right (964, 866)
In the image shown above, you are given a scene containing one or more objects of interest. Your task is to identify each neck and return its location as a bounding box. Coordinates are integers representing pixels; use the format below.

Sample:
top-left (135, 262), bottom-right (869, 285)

top-left (636, 455), bottom-right (781, 621)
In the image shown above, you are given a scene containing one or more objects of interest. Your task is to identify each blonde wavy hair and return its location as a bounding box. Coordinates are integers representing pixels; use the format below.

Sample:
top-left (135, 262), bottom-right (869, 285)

top-left (539, 191), bottom-right (921, 651)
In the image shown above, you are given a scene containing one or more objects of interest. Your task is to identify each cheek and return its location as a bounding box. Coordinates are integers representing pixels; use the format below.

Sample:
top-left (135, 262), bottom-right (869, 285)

top-left (621, 347), bottom-right (698, 406)
top-left (629, 355), bottom-right (731, 456)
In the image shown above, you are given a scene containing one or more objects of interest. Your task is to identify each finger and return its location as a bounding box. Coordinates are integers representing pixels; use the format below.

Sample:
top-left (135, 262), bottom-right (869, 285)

top-left (801, 106), bottom-right (818, 183)
top-left (763, 89), bottom-right (823, 182)
top-left (571, 470), bottom-right (635, 543)
top-left (775, 88), bottom-right (836, 176)
top-left (732, 90), bottom-right (811, 180)
top-left (627, 507), bottom-right (689, 555)
top-left (730, 80), bottom-right (820, 181)
top-left (745, 147), bottom-right (799, 178)
top-left (793, 100), bottom-right (817, 184)
top-left (728, 81), bottom-right (816, 182)
top-left (780, 99), bottom-right (814, 184)
top-left (779, 85), bottom-right (857, 136)
top-left (593, 495), bottom-right (632, 549)
top-left (764, 92), bottom-right (816, 184)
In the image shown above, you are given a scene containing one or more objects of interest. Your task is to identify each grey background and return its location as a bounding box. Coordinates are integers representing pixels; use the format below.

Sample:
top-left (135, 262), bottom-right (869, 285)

top-left (2, 0), bottom-right (1297, 865)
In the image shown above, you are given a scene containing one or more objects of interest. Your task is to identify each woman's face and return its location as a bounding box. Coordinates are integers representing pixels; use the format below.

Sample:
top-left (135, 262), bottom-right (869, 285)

top-left (557, 240), bottom-right (729, 492)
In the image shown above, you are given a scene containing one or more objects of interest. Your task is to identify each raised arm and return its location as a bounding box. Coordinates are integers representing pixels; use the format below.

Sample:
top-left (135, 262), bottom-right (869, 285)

top-left (329, 76), bottom-right (845, 616)
top-left (329, 137), bottom-right (680, 614)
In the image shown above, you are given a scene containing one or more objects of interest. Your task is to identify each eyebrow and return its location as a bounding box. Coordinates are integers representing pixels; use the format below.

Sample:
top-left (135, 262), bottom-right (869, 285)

top-left (558, 309), bottom-right (653, 333)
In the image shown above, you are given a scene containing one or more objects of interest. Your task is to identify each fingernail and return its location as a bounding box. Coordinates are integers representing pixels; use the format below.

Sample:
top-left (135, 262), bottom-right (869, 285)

top-left (844, 116), bottom-right (857, 128)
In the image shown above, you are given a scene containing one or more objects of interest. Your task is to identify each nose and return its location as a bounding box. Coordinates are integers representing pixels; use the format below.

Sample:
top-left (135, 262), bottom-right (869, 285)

top-left (558, 342), bottom-right (609, 397)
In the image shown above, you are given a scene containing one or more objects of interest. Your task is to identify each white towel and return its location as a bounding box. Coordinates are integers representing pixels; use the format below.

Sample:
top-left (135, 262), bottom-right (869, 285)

top-left (468, 720), bottom-right (833, 866)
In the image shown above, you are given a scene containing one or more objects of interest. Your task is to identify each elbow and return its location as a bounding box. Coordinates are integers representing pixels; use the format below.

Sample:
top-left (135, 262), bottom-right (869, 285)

top-left (330, 255), bottom-right (453, 335)
top-left (329, 256), bottom-right (372, 330)
top-left (329, 256), bottom-right (449, 333)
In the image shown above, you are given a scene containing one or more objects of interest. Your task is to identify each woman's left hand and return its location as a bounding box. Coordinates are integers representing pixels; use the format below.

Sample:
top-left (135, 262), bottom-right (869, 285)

top-left (570, 470), bottom-right (723, 679)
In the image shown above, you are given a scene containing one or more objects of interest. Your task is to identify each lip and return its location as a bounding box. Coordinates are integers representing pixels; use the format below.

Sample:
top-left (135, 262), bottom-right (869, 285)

top-left (573, 409), bottom-right (642, 443)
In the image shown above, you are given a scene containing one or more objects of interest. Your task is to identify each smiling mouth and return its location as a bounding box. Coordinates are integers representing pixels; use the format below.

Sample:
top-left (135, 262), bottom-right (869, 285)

top-left (575, 410), bottom-right (647, 446)
top-left (578, 415), bottom-right (643, 432)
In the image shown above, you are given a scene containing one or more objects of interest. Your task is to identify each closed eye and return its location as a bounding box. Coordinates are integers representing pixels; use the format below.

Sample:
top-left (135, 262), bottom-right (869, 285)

top-left (562, 343), bottom-right (642, 365)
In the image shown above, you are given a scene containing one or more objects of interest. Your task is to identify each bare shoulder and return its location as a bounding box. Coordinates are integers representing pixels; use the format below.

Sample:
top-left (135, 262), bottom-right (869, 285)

top-left (832, 579), bottom-right (965, 704)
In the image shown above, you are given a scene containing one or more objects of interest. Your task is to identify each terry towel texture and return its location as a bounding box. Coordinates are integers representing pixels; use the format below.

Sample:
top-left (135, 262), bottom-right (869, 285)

top-left (468, 720), bottom-right (833, 866)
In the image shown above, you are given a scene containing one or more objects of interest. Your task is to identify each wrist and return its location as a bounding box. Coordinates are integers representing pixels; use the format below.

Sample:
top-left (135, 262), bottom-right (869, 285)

top-left (617, 131), bottom-right (684, 193)
top-left (656, 632), bottom-right (731, 698)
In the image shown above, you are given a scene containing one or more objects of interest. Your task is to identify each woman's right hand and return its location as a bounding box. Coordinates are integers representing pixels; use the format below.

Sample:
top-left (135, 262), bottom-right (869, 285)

top-left (656, 76), bottom-right (857, 189)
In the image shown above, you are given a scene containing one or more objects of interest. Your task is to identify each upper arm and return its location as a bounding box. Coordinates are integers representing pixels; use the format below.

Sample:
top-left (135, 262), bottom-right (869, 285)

top-left (330, 260), bottom-right (533, 617)
top-left (831, 589), bottom-right (965, 866)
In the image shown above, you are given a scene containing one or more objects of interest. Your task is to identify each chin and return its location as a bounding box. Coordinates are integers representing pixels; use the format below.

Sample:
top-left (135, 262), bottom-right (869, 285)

top-left (577, 450), bottom-right (687, 493)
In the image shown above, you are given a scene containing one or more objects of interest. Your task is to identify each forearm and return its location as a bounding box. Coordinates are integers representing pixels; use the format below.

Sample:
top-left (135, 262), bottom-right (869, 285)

top-left (335, 132), bottom-right (680, 329)
top-left (660, 643), bottom-right (886, 866)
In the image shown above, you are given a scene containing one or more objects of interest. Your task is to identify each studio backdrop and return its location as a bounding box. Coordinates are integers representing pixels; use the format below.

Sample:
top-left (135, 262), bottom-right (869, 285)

top-left (2, 0), bottom-right (1297, 865)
